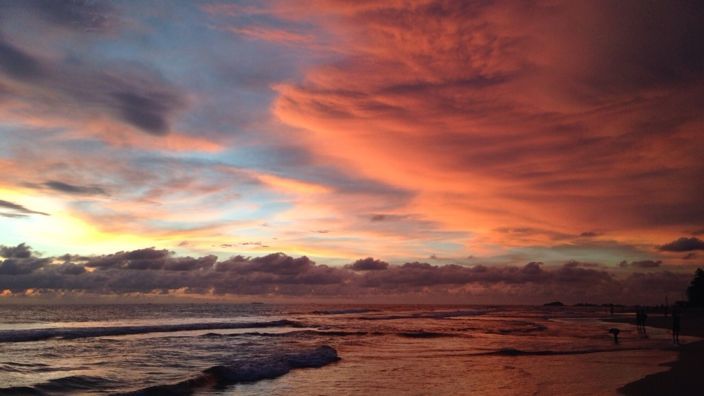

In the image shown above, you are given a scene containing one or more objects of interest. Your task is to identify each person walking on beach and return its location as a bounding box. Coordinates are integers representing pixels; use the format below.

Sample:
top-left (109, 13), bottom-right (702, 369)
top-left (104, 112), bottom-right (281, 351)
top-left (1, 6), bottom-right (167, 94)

top-left (672, 309), bottom-right (681, 345)
top-left (641, 308), bottom-right (648, 337)
top-left (635, 308), bottom-right (644, 336)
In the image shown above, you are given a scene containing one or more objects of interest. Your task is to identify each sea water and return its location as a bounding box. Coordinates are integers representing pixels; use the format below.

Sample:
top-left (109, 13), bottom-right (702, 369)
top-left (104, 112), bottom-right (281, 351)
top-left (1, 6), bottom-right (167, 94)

top-left (0, 304), bottom-right (685, 395)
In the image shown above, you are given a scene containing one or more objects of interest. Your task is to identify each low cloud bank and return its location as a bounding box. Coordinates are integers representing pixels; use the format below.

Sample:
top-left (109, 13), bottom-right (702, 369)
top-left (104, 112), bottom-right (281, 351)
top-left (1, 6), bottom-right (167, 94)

top-left (0, 244), bottom-right (696, 303)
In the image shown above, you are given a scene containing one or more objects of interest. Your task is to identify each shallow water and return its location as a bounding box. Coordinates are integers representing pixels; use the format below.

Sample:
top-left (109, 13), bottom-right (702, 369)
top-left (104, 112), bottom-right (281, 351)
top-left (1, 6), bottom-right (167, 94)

top-left (0, 304), bottom-right (686, 395)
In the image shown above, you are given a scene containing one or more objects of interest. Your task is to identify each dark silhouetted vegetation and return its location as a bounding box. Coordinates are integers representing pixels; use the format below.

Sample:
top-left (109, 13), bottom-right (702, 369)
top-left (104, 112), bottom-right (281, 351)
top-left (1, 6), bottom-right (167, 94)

top-left (686, 268), bottom-right (704, 307)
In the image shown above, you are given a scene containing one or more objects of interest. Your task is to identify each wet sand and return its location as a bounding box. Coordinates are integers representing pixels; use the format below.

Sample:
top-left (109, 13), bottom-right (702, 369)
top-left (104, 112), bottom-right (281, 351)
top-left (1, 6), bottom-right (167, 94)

top-left (605, 310), bottom-right (704, 395)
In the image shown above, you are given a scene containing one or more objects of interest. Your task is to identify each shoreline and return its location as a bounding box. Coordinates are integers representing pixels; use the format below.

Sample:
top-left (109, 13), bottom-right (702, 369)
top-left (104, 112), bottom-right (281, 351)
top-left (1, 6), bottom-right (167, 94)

top-left (604, 311), bottom-right (704, 395)
top-left (617, 340), bottom-right (704, 395)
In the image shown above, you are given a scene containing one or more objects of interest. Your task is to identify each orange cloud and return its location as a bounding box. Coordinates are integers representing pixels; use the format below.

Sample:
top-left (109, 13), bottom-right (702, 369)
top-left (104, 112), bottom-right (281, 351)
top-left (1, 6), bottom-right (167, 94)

top-left (255, 173), bottom-right (331, 195)
top-left (225, 26), bottom-right (313, 44)
top-left (269, 0), bottom-right (704, 252)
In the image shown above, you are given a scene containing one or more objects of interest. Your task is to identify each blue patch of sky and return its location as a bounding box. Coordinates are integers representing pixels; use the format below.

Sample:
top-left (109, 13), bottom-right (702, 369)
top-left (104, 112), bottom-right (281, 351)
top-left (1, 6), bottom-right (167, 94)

top-left (496, 243), bottom-right (651, 267)
top-left (423, 241), bottom-right (464, 253)
top-left (87, 1), bottom-right (333, 142)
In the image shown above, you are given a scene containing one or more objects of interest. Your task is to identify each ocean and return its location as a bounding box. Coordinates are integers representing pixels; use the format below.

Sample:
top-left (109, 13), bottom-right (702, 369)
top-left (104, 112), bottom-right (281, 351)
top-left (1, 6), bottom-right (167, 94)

top-left (0, 304), bottom-right (685, 395)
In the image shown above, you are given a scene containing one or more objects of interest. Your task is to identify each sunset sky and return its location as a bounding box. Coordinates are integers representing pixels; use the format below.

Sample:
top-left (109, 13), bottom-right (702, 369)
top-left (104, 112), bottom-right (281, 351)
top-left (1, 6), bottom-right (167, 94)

top-left (1, 1), bottom-right (703, 303)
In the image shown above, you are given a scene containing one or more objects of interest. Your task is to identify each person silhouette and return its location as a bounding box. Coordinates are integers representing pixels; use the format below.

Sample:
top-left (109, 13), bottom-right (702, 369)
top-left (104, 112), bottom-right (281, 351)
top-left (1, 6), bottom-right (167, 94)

top-left (672, 309), bottom-right (681, 345)
top-left (641, 308), bottom-right (648, 337)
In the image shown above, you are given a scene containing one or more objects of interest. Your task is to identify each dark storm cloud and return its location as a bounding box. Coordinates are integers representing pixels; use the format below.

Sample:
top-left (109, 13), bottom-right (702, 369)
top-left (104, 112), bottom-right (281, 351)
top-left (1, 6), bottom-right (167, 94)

top-left (216, 253), bottom-right (315, 275)
top-left (166, 256), bottom-right (218, 271)
top-left (111, 91), bottom-right (182, 136)
top-left (272, 0), bottom-right (704, 239)
top-left (0, 0), bottom-right (115, 32)
top-left (57, 253), bottom-right (90, 263)
top-left (347, 258), bottom-right (389, 271)
top-left (357, 261), bottom-right (614, 290)
top-left (0, 199), bottom-right (49, 216)
top-left (559, 1), bottom-right (704, 94)
top-left (0, 257), bottom-right (49, 275)
top-left (0, 35), bottom-right (184, 136)
top-left (27, 0), bottom-right (113, 31)
top-left (84, 248), bottom-right (215, 271)
top-left (0, 37), bottom-right (44, 80)
top-left (0, 244), bottom-right (693, 303)
top-left (56, 262), bottom-right (86, 275)
top-left (43, 180), bottom-right (107, 196)
top-left (659, 237), bottom-right (704, 252)
top-left (110, 251), bottom-right (201, 271)
top-left (72, 67), bottom-right (184, 135)
top-left (0, 243), bottom-right (33, 259)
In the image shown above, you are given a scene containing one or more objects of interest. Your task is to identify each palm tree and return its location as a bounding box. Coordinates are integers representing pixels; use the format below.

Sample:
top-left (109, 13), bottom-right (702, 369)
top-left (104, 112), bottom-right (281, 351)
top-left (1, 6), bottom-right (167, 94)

top-left (686, 268), bottom-right (704, 307)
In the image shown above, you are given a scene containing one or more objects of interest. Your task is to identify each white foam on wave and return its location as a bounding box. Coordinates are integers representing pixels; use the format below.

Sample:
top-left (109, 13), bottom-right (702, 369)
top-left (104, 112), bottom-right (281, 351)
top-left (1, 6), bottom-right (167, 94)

top-left (358, 309), bottom-right (486, 321)
top-left (116, 345), bottom-right (340, 395)
top-left (0, 319), bottom-right (303, 343)
top-left (0, 375), bottom-right (118, 395)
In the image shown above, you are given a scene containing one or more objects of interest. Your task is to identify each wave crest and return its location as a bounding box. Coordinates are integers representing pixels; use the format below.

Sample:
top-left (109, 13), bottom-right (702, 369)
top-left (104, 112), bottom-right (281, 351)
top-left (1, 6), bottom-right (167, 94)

top-left (117, 345), bottom-right (340, 395)
top-left (0, 320), bottom-right (303, 343)
top-left (0, 375), bottom-right (117, 395)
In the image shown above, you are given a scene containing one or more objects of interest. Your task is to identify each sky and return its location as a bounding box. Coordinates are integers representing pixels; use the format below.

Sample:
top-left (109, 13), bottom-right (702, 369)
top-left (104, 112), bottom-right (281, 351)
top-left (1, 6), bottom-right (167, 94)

top-left (1, 0), bottom-right (703, 303)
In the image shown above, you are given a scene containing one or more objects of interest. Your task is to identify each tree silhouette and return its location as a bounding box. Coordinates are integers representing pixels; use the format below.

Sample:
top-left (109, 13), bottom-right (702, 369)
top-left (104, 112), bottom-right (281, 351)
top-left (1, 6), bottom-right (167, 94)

top-left (686, 268), bottom-right (704, 307)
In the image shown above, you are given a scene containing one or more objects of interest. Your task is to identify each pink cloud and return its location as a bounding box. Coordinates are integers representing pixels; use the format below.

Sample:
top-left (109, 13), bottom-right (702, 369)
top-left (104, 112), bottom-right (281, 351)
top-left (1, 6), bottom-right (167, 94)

top-left (225, 26), bottom-right (314, 44)
top-left (266, 0), bottom-right (704, 249)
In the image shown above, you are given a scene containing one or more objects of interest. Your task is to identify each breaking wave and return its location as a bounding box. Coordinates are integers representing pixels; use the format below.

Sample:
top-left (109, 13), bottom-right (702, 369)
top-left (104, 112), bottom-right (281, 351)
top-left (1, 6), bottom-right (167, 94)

top-left (115, 345), bottom-right (340, 395)
top-left (357, 309), bottom-right (486, 321)
top-left (200, 329), bottom-right (457, 339)
top-left (0, 375), bottom-right (118, 395)
top-left (0, 320), bottom-right (303, 343)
